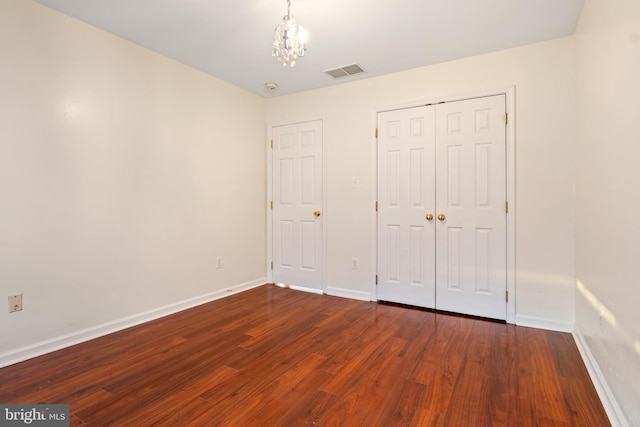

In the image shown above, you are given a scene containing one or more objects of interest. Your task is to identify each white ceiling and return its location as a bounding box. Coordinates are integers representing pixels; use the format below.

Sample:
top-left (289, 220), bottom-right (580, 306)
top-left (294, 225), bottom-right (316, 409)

top-left (34, 0), bottom-right (585, 98)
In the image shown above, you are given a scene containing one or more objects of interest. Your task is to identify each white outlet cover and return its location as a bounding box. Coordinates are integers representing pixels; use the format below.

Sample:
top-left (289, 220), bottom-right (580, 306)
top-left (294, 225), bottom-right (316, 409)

top-left (9, 294), bottom-right (22, 313)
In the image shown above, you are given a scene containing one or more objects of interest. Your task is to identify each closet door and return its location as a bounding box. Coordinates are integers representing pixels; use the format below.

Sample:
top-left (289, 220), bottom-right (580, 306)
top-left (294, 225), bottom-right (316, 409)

top-left (434, 95), bottom-right (507, 320)
top-left (377, 106), bottom-right (436, 308)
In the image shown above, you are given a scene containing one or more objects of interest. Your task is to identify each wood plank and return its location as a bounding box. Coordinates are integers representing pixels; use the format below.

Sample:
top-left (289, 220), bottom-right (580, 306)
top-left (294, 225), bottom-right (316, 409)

top-left (0, 285), bottom-right (610, 426)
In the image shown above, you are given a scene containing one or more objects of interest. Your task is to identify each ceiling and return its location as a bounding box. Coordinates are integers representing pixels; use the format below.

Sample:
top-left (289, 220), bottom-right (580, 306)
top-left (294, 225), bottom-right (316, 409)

top-left (34, 0), bottom-right (585, 98)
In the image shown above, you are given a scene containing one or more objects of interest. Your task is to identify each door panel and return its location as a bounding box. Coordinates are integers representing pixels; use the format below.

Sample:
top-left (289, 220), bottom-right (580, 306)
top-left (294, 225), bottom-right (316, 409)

top-left (435, 95), bottom-right (507, 320)
top-left (273, 120), bottom-right (323, 290)
top-left (377, 106), bottom-right (436, 308)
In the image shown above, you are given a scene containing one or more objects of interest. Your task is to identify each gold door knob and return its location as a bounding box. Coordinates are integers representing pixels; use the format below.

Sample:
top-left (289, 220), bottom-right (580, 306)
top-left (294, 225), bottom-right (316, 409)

top-left (426, 213), bottom-right (434, 221)
top-left (314, 210), bottom-right (321, 217)
top-left (437, 214), bottom-right (446, 221)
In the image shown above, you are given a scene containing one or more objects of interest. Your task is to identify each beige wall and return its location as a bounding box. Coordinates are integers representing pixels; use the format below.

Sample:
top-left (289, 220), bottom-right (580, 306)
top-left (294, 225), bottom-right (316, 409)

top-left (0, 0), bottom-right (267, 355)
top-left (575, 0), bottom-right (640, 424)
top-left (267, 37), bottom-right (577, 330)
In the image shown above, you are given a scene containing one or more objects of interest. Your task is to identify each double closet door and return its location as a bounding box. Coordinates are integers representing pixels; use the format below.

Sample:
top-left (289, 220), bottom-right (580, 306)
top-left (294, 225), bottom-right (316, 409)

top-left (377, 95), bottom-right (507, 320)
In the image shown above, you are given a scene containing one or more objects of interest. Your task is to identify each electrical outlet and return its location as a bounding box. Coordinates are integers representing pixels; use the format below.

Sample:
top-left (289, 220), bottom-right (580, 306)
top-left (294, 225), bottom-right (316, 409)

top-left (216, 257), bottom-right (223, 269)
top-left (352, 257), bottom-right (359, 269)
top-left (9, 294), bottom-right (22, 313)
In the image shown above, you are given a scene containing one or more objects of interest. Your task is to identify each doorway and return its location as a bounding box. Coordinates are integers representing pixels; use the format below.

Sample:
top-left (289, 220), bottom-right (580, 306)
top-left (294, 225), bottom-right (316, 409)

top-left (377, 94), bottom-right (508, 320)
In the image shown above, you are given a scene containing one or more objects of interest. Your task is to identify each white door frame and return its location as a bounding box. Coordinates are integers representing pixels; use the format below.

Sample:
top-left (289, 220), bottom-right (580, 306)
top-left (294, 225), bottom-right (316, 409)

top-left (371, 87), bottom-right (516, 324)
top-left (267, 118), bottom-right (327, 294)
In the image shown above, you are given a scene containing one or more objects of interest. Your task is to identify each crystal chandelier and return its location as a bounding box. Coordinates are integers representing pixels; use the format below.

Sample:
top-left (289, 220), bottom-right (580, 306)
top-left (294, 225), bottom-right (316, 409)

top-left (272, 0), bottom-right (307, 67)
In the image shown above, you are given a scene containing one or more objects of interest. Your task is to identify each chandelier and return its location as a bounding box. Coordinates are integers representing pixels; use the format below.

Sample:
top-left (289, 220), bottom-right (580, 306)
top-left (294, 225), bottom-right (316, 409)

top-left (272, 0), bottom-right (307, 67)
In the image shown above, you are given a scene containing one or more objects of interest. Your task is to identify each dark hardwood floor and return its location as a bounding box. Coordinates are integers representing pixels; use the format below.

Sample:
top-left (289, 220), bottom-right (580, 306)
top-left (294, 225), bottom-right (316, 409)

top-left (0, 284), bottom-right (610, 426)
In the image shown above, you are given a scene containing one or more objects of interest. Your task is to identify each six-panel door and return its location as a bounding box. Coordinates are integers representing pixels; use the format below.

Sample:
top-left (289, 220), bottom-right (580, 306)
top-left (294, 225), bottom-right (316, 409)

top-left (272, 120), bottom-right (323, 291)
top-left (434, 95), bottom-right (507, 320)
top-left (377, 106), bottom-right (437, 308)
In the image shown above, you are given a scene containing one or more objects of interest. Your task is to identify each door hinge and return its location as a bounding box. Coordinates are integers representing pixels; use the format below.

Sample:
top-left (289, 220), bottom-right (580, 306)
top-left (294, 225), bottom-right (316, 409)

top-left (270, 200), bottom-right (274, 209)
top-left (505, 201), bottom-right (509, 214)
top-left (505, 112), bottom-right (508, 125)
top-left (375, 275), bottom-right (378, 285)
top-left (375, 201), bottom-right (379, 212)
top-left (270, 139), bottom-right (273, 149)
top-left (271, 261), bottom-right (274, 270)
top-left (506, 290), bottom-right (509, 302)
top-left (375, 128), bottom-right (378, 138)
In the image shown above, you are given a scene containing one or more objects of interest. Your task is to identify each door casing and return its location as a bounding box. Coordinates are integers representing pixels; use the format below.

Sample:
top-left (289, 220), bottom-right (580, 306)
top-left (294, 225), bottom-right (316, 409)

top-left (371, 87), bottom-right (516, 324)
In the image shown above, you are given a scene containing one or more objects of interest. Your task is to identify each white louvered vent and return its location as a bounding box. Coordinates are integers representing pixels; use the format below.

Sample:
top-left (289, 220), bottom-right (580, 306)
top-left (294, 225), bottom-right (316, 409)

top-left (324, 63), bottom-right (366, 79)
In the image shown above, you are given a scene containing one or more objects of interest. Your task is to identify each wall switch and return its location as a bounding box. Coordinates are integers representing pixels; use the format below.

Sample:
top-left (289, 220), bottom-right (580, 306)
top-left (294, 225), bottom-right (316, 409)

top-left (352, 257), bottom-right (359, 269)
top-left (9, 294), bottom-right (22, 313)
top-left (216, 257), bottom-right (223, 269)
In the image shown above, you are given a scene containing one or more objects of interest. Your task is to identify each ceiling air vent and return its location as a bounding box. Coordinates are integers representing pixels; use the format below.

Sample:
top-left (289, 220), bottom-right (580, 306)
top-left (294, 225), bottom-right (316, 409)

top-left (324, 63), bottom-right (366, 79)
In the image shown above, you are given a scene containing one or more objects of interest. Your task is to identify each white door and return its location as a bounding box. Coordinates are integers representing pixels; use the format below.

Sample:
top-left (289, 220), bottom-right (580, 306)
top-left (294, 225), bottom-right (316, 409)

top-left (434, 95), bottom-right (507, 320)
top-left (377, 106), bottom-right (436, 308)
top-left (272, 120), bottom-right (324, 291)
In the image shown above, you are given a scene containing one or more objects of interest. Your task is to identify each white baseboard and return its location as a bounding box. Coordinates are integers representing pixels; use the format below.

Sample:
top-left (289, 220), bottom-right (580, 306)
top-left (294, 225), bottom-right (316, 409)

top-left (325, 286), bottom-right (372, 302)
top-left (515, 314), bottom-right (573, 332)
top-left (572, 329), bottom-right (628, 427)
top-left (0, 278), bottom-right (267, 369)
